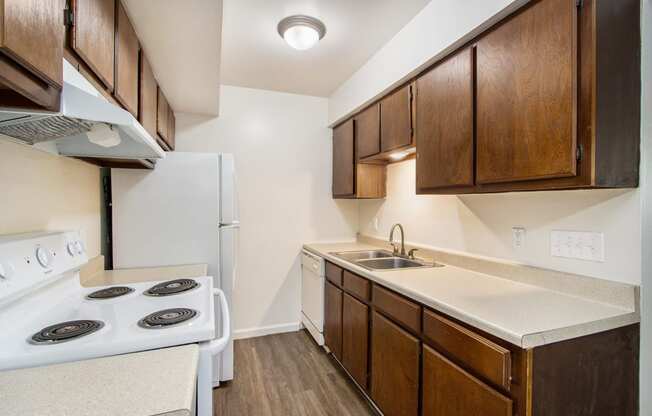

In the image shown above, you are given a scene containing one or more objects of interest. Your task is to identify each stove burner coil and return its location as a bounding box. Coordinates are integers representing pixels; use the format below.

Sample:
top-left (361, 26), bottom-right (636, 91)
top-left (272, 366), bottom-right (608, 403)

top-left (87, 286), bottom-right (134, 299)
top-left (30, 320), bottom-right (104, 344)
top-left (138, 308), bottom-right (198, 329)
top-left (144, 279), bottom-right (199, 297)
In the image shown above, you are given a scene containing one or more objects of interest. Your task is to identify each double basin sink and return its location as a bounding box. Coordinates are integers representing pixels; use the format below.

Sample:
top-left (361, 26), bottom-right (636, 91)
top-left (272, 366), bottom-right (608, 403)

top-left (330, 249), bottom-right (443, 271)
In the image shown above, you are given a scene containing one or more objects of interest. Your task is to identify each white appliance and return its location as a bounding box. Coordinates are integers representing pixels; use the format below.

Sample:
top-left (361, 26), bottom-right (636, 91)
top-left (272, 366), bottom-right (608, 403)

top-left (111, 152), bottom-right (238, 385)
top-left (0, 60), bottom-right (165, 161)
top-left (0, 231), bottom-right (230, 416)
top-left (301, 250), bottom-right (325, 345)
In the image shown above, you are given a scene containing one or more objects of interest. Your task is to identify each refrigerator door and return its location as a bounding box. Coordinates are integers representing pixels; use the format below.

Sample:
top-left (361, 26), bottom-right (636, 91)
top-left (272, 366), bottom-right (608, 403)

top-left (216, 224), bottom-right (238, 384)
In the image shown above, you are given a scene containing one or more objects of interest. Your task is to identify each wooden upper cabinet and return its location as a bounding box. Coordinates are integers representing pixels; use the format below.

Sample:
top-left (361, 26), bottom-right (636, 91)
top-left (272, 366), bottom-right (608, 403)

top-left (139, 52), bottom-right (158, 140)
top-left (332, 120), bottom-right (355, 197)
top-left (416, 48), bottom-right (474, 192)
top-left (342, 293), bottom-right (369, 390)
top-left (476, 0), bottom-right (577, 184)
top-left (71, 0), bottom-right (116, 91)
top-left (157, 87), bottom-right (170, 142)
top-left (0, 0), bottom-right (64, 89)
top-left (422, 345), bottom-right (512, 416)
top-left (380, 84), bottom-right (414, 153)
top-left (114, 1), bottom-right (139, 117)
top-left (371, 311), bottom-right (420, 416)
top-left (167, 106), bottom-right (176, 151)
top-left (355, 104), bottom-right (380, 159)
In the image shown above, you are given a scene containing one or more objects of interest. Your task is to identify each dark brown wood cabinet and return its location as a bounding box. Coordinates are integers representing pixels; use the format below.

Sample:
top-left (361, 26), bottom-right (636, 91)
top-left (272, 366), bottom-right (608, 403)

top-left (416, 48), bottom-right (474, 192)
top-left (0, 0), bottom-right (64, 111)
top-left (114, 1), bottom-right (139, 117)
top-left (380, 84), bottom-right (414, 153)
top-left (71, 0), bottom-right (116, 91)
top-left (371, 310), bottom-right (420, 416)
top-left (422, 345), bottom-right (513, 416)
top-left (167, 106), bottom-right (176, 150)
top-left (157, 87), bottom-right (176, 150)
top-left (476, 0), bottom-right (577, 185)
top-left (332, 119), bottom-right (386, 199)
top-left (342, 293), bottom-right (369, 389)
top-left (355, 104), bottom-right (380, 159)
top-left (324, 280), bottom-right (343, 361)
top-left (138, 52), bottom-right (158, 141)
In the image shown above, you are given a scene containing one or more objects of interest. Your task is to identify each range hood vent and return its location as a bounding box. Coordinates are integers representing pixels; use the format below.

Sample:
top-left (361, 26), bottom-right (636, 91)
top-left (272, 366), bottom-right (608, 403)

top-left (0, 61), bottom-right (165, 161)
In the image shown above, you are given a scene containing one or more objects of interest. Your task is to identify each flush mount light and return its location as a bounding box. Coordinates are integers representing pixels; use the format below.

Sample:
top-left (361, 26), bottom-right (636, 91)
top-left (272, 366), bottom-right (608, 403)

top-left (277, 15), bottom-right (326, 50)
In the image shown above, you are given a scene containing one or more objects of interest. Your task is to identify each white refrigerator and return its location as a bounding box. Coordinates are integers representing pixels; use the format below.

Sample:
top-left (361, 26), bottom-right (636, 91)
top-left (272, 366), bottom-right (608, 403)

top-left (111, 152), bottom-right (238, 385)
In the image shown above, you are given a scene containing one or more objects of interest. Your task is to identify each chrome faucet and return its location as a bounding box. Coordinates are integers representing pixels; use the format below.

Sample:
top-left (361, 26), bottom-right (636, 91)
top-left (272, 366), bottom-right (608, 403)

top-left (389, 223), bottom-right (406, 257)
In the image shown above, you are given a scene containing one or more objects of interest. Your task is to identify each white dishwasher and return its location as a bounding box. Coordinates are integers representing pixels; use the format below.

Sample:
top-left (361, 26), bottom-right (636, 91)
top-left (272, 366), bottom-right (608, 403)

top-left (301, 250), bottom-right (325, 345)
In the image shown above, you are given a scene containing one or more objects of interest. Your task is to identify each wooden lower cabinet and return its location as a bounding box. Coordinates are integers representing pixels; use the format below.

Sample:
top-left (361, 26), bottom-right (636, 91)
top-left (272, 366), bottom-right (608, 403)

top-left (324, 280), bottom-right (343, 360)
top-left (342, 293), bottom-right (369, 389)
top-left (371, 311), bottom-right (420, 416)
top-left (422, 345), bottom-right (512, 416)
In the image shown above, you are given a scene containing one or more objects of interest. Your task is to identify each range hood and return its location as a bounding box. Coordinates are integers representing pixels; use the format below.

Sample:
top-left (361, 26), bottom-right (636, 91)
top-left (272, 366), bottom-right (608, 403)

top-left (0, 61), bottom-right (165, 160)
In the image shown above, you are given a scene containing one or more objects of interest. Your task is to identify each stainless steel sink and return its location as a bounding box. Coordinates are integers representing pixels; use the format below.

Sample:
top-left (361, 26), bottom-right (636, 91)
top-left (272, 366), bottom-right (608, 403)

top-left (330, 250), bottom-right (444, 271)
top-left (330, 250), bottom-right (394, 262)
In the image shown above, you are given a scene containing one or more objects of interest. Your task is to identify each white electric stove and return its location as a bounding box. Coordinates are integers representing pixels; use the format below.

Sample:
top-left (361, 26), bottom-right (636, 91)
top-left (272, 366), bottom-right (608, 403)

top-left (0, 231), bottom-right (230, 416)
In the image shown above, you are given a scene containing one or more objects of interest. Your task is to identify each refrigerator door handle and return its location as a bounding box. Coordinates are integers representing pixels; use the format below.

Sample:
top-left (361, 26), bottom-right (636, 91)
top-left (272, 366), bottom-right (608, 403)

top-left (219, 221), bottom-right (240, 229)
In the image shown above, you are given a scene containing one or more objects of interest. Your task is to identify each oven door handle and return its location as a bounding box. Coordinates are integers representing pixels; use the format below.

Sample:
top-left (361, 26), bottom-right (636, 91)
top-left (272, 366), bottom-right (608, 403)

top-left (204, 288), bottom-right (231, 355)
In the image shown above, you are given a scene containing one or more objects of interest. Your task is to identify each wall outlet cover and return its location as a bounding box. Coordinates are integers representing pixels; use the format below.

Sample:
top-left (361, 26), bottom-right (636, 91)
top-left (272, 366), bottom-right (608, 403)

top-left (512, 227), bottom-right (526, 249)
top-left (550, 230), bottom-right (604, 262)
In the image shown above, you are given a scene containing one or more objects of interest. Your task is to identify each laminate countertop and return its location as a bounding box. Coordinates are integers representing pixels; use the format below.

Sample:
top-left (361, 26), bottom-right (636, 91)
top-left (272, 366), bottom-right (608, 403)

top-left (0, 344), bottom-right (199, 416)
top-left (83, 264), bottom-right (209, 287)
top-left (304, 242), bottom-right (640, 348)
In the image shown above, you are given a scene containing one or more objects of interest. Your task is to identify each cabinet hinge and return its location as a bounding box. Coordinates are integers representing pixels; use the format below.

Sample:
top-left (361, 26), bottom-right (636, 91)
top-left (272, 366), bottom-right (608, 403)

top-left (63, 7), bottom-right (74, 27)
top-left (576, 144), bottom-right (584, 162)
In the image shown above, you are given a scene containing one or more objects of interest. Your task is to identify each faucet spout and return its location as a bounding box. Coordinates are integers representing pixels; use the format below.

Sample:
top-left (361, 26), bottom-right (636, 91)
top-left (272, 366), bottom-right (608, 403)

top-left (389, 223), bottom-right (406, 257)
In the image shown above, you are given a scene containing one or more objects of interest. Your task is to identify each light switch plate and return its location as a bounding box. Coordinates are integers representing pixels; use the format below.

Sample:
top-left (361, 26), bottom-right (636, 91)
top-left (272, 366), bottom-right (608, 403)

top-left (550, 230), bottom-right (604, 262)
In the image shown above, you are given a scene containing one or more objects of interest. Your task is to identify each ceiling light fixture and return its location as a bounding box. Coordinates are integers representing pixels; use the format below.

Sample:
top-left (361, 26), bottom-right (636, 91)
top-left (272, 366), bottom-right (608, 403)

top-left (277, 15), bottom-right (326, 51)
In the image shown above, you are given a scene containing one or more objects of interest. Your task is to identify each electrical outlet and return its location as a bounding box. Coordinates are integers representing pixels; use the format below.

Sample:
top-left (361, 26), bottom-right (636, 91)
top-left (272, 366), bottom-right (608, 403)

top-left (550, 230), bottom-right (604, 262)
top-left (512, 227), bottom-right (526, 249)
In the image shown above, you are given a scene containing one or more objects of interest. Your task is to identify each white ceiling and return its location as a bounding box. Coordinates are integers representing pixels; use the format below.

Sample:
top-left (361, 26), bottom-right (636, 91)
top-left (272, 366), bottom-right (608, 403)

top-left (220, 0), bottom-right (432, 97)
top-left (123, 0), bottom-right (223, 116)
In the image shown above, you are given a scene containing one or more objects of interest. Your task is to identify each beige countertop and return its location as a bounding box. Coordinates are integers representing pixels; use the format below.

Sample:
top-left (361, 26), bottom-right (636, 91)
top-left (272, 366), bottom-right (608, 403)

top-left (82, 263), bottom-right (209, 287)
top-left (0, 345), bottom-right (199, 416)
top-left (304, 241), bottom-right (640, 348)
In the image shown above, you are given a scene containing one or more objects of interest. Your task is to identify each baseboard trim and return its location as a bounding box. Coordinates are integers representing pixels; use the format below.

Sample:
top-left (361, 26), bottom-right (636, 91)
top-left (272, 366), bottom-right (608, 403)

top-left (233, 322), bottom-right (302, 340)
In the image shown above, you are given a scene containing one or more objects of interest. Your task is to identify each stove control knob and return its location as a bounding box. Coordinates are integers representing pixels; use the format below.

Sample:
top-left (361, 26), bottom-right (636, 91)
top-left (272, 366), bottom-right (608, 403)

top-left (67, 242), bottom-right (77, 257)
top-left (74, 241), bottom-right (85, 255)
top-left (0, 262), bottom-right (14, 279)
top-left (36, 247), bottom-right (52, 268)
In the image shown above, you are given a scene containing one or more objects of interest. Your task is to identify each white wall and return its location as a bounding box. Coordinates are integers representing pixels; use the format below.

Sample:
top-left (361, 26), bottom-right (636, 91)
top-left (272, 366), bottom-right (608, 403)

top-left (0, 140), bottom-right (101, 258)
top-left (175, 86), bottom-right (358, 336)
top-left (639, 0), bottom-right (651, 412)
top-left (359, 160), bottom-right (641, 284)
top-left (328, 0), bottom-right (522, 124)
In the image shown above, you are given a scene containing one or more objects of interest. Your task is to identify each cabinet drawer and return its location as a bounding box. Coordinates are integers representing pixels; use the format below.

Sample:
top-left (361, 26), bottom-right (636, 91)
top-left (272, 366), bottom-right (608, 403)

top-left (423, 309), bottom-right (511, 390)
top-left (372, 285), bottom-right (421, 333)
top-left (325, 262), bottom-right (343, 286)
top-left (422, 344), bottom-right (512, 416)
top-left (343, 271), bottom-right (370, 301)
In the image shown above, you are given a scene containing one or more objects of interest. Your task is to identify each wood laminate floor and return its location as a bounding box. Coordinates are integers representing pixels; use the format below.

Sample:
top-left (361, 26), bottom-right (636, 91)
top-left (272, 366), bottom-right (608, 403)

top-left (213, 330), bottom-right (376, 416)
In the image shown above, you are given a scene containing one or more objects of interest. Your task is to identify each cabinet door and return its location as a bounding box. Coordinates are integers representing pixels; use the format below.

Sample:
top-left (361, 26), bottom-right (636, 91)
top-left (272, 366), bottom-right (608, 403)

top-left (167, 106), bottom-right (176, 151)
top-left (71, 0), bottom-right (116, 91)
top-left (371, 311), bottom-right (420, 416)
top-left (380, 85), bottom-right (413, 153)
top-left (114, 1), bottom-right (139, 116)
top-left (139, 52), bottom-right (158, 140)
top-left (332, 120), bottom-right (355, 197)
top-left (355, 104), bottom-right (380, 159)
top-left (157, 87), bottom-right (169, 143)
top-left (0, 0), bottom-right (64, 88)
top-left (324, 281), bottom-right (343, 360)
top-left (342, 293), bottom-right (369, 389)
top-left (476, 0), bottom-right (577, 184)
top-left (422, 345), bottom-right (512, 416)
top-left (416, 48), bottom-right (474, 191)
